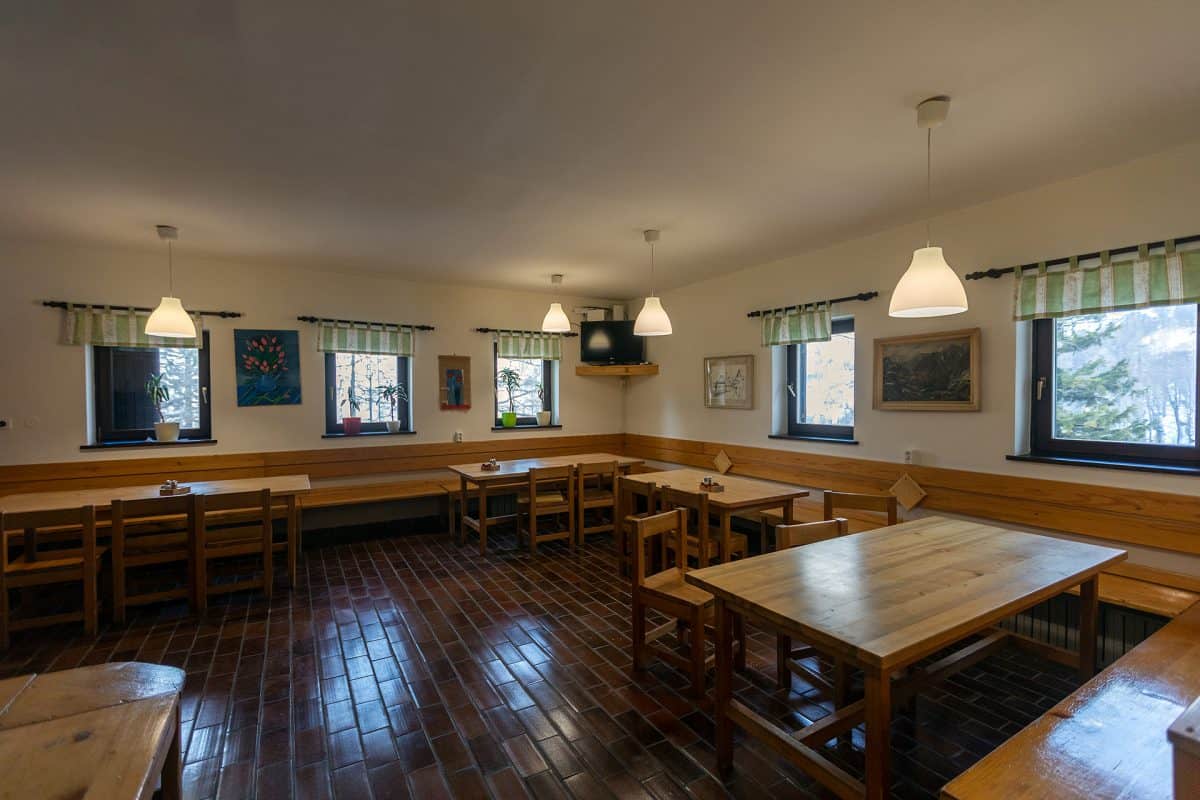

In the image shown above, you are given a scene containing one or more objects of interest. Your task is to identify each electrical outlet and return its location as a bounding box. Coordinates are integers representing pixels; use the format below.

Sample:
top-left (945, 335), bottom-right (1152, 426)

top-left (904, 449), bottom-right (914, 464)
top-left (454, 431), bottom-right (464, 443)
top-left (0, 418), bottom-right (9, 430)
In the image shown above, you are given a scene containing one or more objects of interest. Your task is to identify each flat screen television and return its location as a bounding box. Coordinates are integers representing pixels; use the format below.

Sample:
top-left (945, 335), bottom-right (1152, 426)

top-left (580, 320), bottom-right (645, 365)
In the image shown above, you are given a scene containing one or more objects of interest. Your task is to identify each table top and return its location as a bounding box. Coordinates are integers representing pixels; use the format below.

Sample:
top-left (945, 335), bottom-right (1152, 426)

top-left (620, 468), bottom-right (809, 510)
top-left (685, 516), bottom-right (1126, 670)
top-left (0, 474), bottom-right (311, 515)
top-left (943, 601), bottom-right (1200, 800)
top-left (447, 452), bottom-right (642, 481)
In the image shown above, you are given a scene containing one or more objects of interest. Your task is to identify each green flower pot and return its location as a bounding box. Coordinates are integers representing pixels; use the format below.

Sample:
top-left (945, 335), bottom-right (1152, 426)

top-left (501, 412), bottom-right (518, 428)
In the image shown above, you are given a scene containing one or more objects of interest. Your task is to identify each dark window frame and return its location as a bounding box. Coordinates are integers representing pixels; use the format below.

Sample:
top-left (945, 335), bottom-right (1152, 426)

top-left (786, 317), bottom-right (855, 440)
top-left (1029, 308), bottom-right (1200, 467)
top-left (494, 343), bottom-right (554, 427)
top-left (324, 353), bottom-right (412, 435)
top-left (93, 331), bottom-right (212, 443)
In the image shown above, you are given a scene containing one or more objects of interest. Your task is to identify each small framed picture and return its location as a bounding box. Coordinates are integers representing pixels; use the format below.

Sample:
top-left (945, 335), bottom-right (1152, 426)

top-left (704, 355), bottom-right (754, 409)
top-left (873, 328), bottom-right (980, 411)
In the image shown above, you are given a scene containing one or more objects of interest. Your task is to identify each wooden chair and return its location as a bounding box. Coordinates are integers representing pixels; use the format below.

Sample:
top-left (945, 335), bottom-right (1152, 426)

top-left (193, 490), bottom-right (273, 610)
top-left (774, 518), bottom-right (850, 695)
top-left (575, 461), bottom-right (619, 546)
top-left (823, 491), bottom-right (898, 525)
top-left (660, 486), bottom-right (747, 565)
top-left (0, 506), bottom-right (102, 649)
top-left (517, 466), bottom-right (575, 555)
top-left (630, 509), bottom-right (744, 696)
top-left (616, 477), bottom-right (658, 577)
top-left (110, 495), bottom-right (197, 622)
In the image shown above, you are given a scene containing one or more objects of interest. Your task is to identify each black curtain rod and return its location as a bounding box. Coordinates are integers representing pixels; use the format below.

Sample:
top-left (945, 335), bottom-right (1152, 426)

top-left (475, 326), bottom-right (580, 338)
top-left (297, 315), bottom-right (435, 331)
top-left (745, 291), bottom-right (879, 319)
top-left (965, 234), bottom-right (1200, 281)
top-left (42, 300), bottom-right (241, 318)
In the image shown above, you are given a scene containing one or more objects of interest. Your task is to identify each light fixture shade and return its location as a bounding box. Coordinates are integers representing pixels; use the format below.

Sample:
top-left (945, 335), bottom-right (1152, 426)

top-left (145, 296), bottom-right (197, 338)
top-left (541, 302), bottom-right (571, 333)
top-left (634, 296), bottom-right (673, 336)
top-left (888, 247), bottom-right (968, 318)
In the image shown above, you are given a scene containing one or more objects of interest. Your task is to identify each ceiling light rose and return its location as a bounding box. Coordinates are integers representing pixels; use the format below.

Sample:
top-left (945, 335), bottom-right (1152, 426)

top-left (541, 273), bottom-right (571, 333)
top-left (634, 229), bottom-right (672, 336)
top-left (888, 96), bottom-right (968, 319)
top-left (145, 224), bottom-right (197, 338)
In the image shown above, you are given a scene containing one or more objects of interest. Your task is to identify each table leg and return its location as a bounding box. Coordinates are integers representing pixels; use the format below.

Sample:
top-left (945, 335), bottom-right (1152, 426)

top-left (782, 499), bottom-right (795, 524)
top-left (458, 476), bottom-right (468, 545)
top-left (161, 702), bottom-right (183, 800)
top-left (1078, 575), bottom-right (1099, 680)
top-left (478, 481), bottom-right (489, 556)
top-left (720, 510), bottom-right (732, 563)
top-left (714, 597), bottom-right (734, 774)
top-left (864, 668), bottom-right (892, 800)
top-left (776, 634), bottom-right (791, 689)
top-left (286, 496), bottom-right (299, 588)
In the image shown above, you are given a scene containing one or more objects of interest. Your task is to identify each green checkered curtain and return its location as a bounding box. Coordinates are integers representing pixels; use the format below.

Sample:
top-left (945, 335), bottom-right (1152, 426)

top-left (316, 321), bottom-right (413, 356)
top-left (1014, 242), bottom-right (1200, 321)
top-left (496, 331), bottom-right (562, 360)
top-left (60, 306), bottom-right (203, 348)
top-left (760, 303), bottom-right (832, 346)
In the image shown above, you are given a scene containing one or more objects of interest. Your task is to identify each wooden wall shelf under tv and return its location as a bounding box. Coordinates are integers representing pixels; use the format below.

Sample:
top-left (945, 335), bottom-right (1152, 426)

top-left (575, 364), bottom-right (659, 377)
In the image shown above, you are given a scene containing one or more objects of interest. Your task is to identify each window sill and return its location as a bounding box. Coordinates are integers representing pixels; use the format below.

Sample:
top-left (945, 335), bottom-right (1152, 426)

top-left (81, 438), bottom-right (217, 451)
top-left (769, 434), bottom-right (859, 445)
top-left (322, 430), bottom-right (417, 439)
top-left (1007, 453), bottom-right (1200, 476)
top-left (492, 424), bottom-right (562, 432)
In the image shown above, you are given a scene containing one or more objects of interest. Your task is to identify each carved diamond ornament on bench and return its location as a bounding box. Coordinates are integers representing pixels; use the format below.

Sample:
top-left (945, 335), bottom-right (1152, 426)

top-left (713, 449), bottom-right (733, 474)
top-left (890, 473), bottom-right (926, 510)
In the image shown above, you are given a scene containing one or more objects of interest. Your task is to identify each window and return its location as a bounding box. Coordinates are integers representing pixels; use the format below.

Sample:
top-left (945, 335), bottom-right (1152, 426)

top-left (786, 318), bottom-right (855, 440)
top-left (494, 344), bottom-right (554, 426)
top-left (92, 332), bottom-right (211, 443)
top-left (1030, 305), bottom-right (1199, 466)
top-left (324, 353), bottom-right (412, 434)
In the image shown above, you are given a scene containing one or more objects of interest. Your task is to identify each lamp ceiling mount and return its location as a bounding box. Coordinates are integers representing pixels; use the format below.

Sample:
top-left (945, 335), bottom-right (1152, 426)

top-left (916, 96), bottom-right (950, 129)
top-left (156, 224), bottom-right (178, 240)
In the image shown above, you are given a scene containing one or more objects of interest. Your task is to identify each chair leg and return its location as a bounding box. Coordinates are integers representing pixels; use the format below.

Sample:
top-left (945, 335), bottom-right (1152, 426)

top-left (195, 554), bottom-right (208, 611)
top-left (83, 564), bottom-right (98, 637)
top-left (631, 597), bottom-right (646, 672)
top-left (0, 580), bottom-right (9, 650)
top-left (776, 634), bottom-right (791, 689)
top-left (733, 613), bottom-right (745, 672)
top-left (113, 550), bottom-right (126, 625)
top-left (262, 525), bottom-right (274, 600)
top-left (688, 607), bottom-right (706, 697)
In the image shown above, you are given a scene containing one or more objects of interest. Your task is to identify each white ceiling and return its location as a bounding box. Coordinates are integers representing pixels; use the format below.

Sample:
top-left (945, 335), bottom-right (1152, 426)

top-left (3, 1), bottom-right (1200, 298)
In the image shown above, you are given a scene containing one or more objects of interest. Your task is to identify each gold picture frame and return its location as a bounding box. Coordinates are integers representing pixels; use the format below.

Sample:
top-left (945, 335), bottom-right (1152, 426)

top-left (704, 354), bottom-right (754, 409)
top-left (873, 328), bottom-right (980, 411)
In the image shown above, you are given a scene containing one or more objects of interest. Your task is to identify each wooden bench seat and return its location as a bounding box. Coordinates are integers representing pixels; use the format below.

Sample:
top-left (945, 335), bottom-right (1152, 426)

top-left (299, 479), bottom-right (448, 510)
top-left (941, 599), bottom-right (1200, 800)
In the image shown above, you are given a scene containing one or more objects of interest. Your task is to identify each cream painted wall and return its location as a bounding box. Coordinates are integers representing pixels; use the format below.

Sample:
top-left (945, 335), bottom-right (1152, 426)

top-left (0, 241), bottom-right (626, 465)
top-left (628, 138), bottom-right (1200, 500)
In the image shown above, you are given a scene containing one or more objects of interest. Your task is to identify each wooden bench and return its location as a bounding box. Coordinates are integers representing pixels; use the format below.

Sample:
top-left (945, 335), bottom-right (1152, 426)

top-left (0, 661), bottom-right (186, 799)
top-left (941, 599), bottom-right (1200, 799)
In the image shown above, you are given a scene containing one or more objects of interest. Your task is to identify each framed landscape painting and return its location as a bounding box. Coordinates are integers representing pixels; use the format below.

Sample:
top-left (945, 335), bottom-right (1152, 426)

top-left (235, 329), bottom-right (302, 406)
top-left (873, 328), bottom-right (980, 411)
top-left (704, 354), bottom-right (754, 409)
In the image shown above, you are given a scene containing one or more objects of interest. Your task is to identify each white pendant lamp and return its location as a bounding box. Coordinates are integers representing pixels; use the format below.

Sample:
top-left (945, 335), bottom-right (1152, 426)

top-left (889, 97), bottom-right (969, 318)
top-left (541, 273), bottom-right (572, 333)
top-left (145, 224), bottom-right (197, 338)
top-left (634, 229), bottom-right (672, 336)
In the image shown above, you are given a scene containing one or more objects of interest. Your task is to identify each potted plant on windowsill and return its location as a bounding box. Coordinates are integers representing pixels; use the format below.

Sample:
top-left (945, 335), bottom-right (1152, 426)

top-left (379, 382), bottom-right (409, 433)
top-left (341, 387), bottom-right (362, 435)
top-left (497, 366), bottom-right (521, 428)
top-left (536, 384), bottom-right (552, 427)
top-left (146, 373), bottom-right (180, 442)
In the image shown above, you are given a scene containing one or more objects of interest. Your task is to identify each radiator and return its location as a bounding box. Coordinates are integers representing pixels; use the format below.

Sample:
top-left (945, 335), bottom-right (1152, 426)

top-left (999, 593), bottom-right (1168, 668)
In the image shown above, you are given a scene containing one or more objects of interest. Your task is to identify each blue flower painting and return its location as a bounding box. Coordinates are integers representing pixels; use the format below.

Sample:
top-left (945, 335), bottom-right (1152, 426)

top-left (235, 329), bottom-right (302, 406)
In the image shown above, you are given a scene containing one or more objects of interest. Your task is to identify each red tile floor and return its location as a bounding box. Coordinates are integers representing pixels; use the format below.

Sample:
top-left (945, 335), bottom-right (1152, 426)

top-left (0, 523), bottom-right (1080, 800)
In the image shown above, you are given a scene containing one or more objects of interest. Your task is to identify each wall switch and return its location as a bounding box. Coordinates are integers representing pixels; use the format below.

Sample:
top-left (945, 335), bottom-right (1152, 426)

top-left (454, 431), bottom-right (464, 443)
top-left (903, 449), bottom-right (914, 464)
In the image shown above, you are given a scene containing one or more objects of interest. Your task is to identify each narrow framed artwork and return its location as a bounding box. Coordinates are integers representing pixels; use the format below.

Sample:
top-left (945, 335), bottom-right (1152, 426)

top-left (439, 355), bottom-right (471, 410)
top-left (234, 329), bottom-right (302, 406)
top-left (873, 327), bottom-right (980, 411)
top-left (704, 354), bottom-right (754, 409)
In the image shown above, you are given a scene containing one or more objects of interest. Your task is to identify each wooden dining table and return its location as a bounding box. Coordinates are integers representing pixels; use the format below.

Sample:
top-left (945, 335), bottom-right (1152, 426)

top-left (0, 474), bottom-right (311, 586)
top-left (684, 516), bottom-right (1127, 800)
top-left (447, 452), bottom-right (643, 554)
top-left (620, 468), bottom-right (809, 563)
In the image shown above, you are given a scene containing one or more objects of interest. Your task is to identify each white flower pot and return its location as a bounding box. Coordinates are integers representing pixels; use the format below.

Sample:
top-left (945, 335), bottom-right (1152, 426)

top-left (385, 420), bottom-right (402, 434)
top-left (154, 422), bottom-right (181, 442)
top-left (536, 411), bottom-right (552, 427)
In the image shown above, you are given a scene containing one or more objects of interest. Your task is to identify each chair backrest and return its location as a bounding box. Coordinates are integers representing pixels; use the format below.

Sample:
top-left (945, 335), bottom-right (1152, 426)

top-left (616, 477), bottom-right (657, 522)
top-left (658, 487), bottom-right (710, 555)
top-left (194, 489), bottom-right (272, 520)
top-left (0, 506), bottom-right (97, 570)
top-left (576, 460), bottom-right (618, 490)
top-left (776, 518), bottom-right (848, 550)
top-left (111, 495), bottom-right (194, 540)
top-left (823, 491), bottom-right (898, 526)
top-left (631, 509), bottom-right (688, 586)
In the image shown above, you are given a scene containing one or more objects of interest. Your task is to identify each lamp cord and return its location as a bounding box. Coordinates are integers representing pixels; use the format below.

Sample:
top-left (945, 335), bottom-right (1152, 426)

top-left (926, 127), bottom-right (932, 248)
top-left (167, 240), bottom-right (175, 296)
top-left (649, 242), bottom-right (656, 296)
